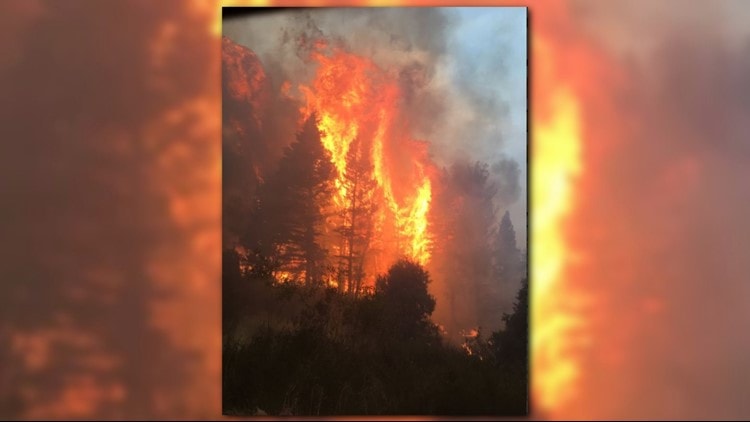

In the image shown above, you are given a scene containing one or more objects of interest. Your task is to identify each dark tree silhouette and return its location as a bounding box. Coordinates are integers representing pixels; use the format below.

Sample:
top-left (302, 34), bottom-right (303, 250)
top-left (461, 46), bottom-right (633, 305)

top-left (375, 259), bottom-right (438, 341)
top-left (222, 36), bottom-right (300, 253)
top-left (223, 259), bottom-right (527, 416)
top-left (222, 37), bottom-right (269, 251)
top-left (254, 114), bottom-right (335, 285)
top-left (490, 277), bottom-right (529, 369)
top-left (494, 210), bottom-right (521, 282)
top-left (480, 210), bottom-right (523, 330)
top-left (223, 248), bottom-right (247, 334)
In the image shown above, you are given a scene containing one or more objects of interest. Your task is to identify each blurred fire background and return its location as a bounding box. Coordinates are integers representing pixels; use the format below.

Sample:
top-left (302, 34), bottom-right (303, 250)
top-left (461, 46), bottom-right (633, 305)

top-left (2, 0), bottom-right (750, 419)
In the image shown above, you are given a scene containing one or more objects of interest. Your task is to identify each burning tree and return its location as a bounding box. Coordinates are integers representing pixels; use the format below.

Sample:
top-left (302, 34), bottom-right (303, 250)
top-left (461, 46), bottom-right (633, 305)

top-left (333, 136), bottom-right (378, 295)
top-left (299, 42), bottom-right (434, 286)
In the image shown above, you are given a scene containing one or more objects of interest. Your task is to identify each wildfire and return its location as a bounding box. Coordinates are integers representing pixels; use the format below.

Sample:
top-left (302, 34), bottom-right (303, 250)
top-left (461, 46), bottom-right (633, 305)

top-left (531, 34), bottom-right (585, 413)
top-left (217, 4), bottom-right (583, 416)
top-left (299, 42), bottom-right (434, 279)
top-left (273, 270), bottom-right (297, 283)
top-left (398, 175), bottom-right (432, 262)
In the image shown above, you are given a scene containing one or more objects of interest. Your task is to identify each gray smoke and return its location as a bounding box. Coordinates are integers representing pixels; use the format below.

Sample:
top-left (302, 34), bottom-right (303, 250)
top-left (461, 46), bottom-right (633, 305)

top-left (223, 8), bottom-right (527, 239)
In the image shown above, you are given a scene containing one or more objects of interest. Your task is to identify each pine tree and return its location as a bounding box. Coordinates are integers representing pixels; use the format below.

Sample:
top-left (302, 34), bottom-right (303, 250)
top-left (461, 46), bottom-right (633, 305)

top-left (490, 276), bottom-right (528, 370)
top-left (494, 210), bottom-right (521, 285)
top-left (254, 113), bottom-right (335, 285)
top-left (430, 161), bottom-right (499, 340)
top-left (335, 137), bottom-right (377, 295)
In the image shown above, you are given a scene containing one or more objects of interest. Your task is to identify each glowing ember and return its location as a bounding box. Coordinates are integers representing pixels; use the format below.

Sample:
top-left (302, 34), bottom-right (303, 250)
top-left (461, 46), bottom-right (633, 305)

top-left (273, 270), bottom-right (297, 283)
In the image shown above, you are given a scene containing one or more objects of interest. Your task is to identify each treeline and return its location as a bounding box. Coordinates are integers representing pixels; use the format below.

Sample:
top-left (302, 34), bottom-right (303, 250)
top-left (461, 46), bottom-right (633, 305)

top-left (223, 253), bottom-right (528, 416)
top-left (429, 159), bottom-right (526, 338)
top-left (223, 36), bottom-right (528, 339)
top-left (222, 38), bottom-right (529, 415)
top-left (224, 109), bottom-right (526, 336)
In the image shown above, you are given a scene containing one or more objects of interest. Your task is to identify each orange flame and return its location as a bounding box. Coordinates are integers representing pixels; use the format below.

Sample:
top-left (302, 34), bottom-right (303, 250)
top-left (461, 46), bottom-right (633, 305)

top-left (299, 43), bottom-right (434, 284)
top-left (532, 84), bottom-right (583, 412)
top-left (530, 18), bottom-right (597, 415)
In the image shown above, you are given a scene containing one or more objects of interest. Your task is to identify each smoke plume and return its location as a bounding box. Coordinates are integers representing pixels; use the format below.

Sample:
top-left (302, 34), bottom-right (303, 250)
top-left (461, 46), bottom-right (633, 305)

top-left (223, 8), bottom-right (526, 237)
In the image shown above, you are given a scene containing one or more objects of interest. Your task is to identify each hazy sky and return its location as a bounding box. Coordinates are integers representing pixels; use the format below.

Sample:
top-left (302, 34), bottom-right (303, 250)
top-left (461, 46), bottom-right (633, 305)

top-left (446, 7), bottom-right (527, 246)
